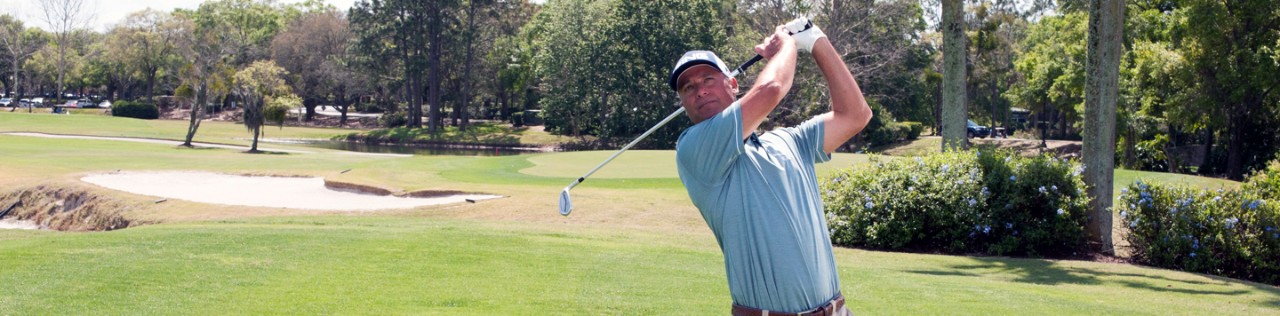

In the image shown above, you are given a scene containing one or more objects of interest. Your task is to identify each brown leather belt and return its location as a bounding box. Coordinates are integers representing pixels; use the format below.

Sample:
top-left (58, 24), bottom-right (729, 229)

top-left (731, 293), bottom-right (845, 316)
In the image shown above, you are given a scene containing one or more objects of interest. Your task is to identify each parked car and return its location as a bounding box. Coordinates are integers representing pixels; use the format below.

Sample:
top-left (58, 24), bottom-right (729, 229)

top-left (967, 120), bottom-right (990, 138)
top-left (62, 100), bottom-right (79, 108)
top-left (0, 98), bottom-right (11, 106)
top-left (30, 97), bottom-right (45, 107)
top-left (19, 99), bottom-right (31, 107)
top-left (76, 98), bottom-right (95, 108)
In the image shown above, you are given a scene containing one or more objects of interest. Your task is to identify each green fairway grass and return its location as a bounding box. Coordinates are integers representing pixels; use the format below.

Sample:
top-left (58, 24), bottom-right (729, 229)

top-left (0, 111), bottom-right (365, 147)
top-left (2, 217), bottom-right (1276, 315)
top-left (1, 111), bottom-right (1277, 314)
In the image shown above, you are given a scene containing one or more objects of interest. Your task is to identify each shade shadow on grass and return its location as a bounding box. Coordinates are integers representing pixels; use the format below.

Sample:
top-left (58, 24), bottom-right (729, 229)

top-left (902, 270), bottom-right (981, 277)
top-left (909, 256), bottom-right (1279, 297)
top-left (946, 258), bottom-right (1103, 286)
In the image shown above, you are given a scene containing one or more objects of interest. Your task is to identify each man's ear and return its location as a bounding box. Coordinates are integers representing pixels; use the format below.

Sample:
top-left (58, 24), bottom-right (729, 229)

top-left (729, 77), bottom-right (740, 95)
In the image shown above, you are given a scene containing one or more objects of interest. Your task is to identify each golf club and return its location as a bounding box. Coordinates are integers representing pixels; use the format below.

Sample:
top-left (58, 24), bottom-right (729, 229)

top-left (559, 18), bottom-right (813, 216)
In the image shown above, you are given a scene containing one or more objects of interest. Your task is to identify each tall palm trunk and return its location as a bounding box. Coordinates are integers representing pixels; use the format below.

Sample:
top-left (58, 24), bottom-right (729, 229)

top-left (941, 0), bottom-right (968, 150)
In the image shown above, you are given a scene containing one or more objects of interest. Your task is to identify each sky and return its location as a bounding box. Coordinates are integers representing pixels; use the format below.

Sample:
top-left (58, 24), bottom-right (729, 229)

top-left (0, 0), bottom-right (356, 32)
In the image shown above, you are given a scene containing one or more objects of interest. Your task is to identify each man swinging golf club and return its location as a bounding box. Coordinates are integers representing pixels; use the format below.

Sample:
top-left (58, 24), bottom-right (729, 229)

top-left (671, 18), bottom-right (871, 315)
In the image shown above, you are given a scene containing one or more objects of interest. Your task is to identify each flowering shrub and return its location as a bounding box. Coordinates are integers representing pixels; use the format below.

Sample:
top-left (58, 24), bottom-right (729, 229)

top-left (1118, 172), bottom-right (1280, 285)
top-left (822, 151), bottom-right (1090, 257)
top-left (1243, 160), bottom-right (1280, 200)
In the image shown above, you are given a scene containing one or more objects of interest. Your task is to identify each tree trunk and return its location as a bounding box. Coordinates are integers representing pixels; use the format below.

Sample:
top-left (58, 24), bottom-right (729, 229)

top-left (1226, 115), bottom-right (1245, 180)
top-left (427, 36), bottom-right (443, 133)
top-left (303, 98), bottom-right (319, 122)
top-left (1083, 0), bottom-right (1123, 255)
top-left (941, 0), bottom-right (968, 150)
top-left (1199, 129), bottom-right (1214, 175)
top-left (457, 0), bottom-right (479, 132)
top-left (499, 89), bottom-right (509, 121)
top-left (183, 82), bottom-right (207, 147)
top-left (250, 125), bottom-right (261, 153)
top-left (336, 86), bottom-right (349, 126)
top-left (57, 40), bottom-right (65, 104)
top-left (146, 68), bottom-right (158, 102)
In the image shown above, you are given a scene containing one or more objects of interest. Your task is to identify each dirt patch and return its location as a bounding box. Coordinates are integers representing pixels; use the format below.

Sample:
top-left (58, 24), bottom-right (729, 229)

top-left (403, 190), bottom-right (474, 198)
top-left (323, 180), bottom-right (492, 199)
top-left (323, 180), bottom-right (394, 196)
top-left (971, 137), bottom-right (1083, 158)
top-left (0, 184), bottom-right (143, 231)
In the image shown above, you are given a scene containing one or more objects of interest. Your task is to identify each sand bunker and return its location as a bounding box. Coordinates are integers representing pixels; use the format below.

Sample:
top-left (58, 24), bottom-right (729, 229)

top-left (0, 219), bottom-right (41, 230)
top-left (81, 171), bottom-right (500, 211)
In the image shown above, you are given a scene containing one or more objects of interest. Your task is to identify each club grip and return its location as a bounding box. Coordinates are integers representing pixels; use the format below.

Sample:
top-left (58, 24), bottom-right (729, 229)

top-left (730, 55), bottom-right (763, 77)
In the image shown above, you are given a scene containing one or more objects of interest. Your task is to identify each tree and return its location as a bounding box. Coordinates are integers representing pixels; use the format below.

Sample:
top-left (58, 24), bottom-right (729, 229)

top-left (36, 0), bottom-right (93, 103)
top-left (821, 0), bottom-right (932, 142)
top-left (350, 0), bottom-right (430, 128)
top-left (965, 2), bottom-right (1025, 132)
top-left (232, 60), bottom-right (291, 153)
top-left (529, 0), bottom-right (608, 138)
top-left (450, 0), bottom-right (492, 131)
top-left (532, 0), bottom-right (726, 147)
top-left (202, 0), bottom-right (288, 67)
top-left (940, 0), bottom-right (968, 149)
top-left (486, 1), bottom-right (540, 124)
top-left (1005, 13), bottom-right (1087, 141)
top-left (174, 6), bottom-right (235, 147)
top-left (107, 9), bottom-right (183, 102)
top-left (271, 9), bottom-right (352, 122)
top-left (1082, 0), bottom-right (1123, 255)
top-left (1180, 0), bottom-right (1280, 180)
top-left (0, 15), bottom-right (46, 111)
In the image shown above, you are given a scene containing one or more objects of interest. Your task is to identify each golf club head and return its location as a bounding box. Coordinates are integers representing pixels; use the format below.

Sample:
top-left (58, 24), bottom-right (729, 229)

top-left (559, 188), bottom-right (573, 216)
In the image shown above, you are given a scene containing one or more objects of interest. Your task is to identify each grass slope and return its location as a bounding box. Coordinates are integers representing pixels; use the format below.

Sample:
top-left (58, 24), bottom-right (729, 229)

top-left (1, 217), bottom-right (1276, 315)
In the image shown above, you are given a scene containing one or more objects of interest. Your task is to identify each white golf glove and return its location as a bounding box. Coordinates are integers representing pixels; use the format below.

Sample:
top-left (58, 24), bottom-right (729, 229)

top-left (784, 17), bottom-right (826, 53)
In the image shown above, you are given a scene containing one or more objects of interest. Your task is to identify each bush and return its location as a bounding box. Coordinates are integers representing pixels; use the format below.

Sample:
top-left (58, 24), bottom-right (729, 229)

top-left (1118, 163), bottom-right (1280, 285)
top-left (1243, 160), bottom-right (1280, 200)
top-left (903, 121), bottom-right (924, 140)
top-left (110, 101), bottom-right (160, 120)
top-left (822, 150), bottom-right (1089, 257)
top-left (1133, 135), bottom-right (1170, 171)
top-left (510, 111), bottom-right (525, 127)
top-left (379, 112), bottom-right (408, 128)
top-left (264, 94), bottom-right (299, 127)
top-left (866, 122), bottom-right (910, 147)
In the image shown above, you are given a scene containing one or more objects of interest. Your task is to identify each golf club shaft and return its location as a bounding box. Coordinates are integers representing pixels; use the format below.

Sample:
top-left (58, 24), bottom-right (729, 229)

top-left (564, 55), bottom-right (763, 191)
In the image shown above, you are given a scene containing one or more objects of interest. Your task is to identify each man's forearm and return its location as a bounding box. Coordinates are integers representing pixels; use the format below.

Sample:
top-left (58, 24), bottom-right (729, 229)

top-left (739, 33), bottom-right (797, 137)
top-left (813, 37), bottom-right (873, 153)
top-left (814, 38), bottom-right (864, 119)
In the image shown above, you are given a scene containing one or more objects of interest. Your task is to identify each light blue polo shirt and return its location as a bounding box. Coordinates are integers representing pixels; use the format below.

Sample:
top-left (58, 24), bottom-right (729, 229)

top-left (676, 101), bottom-right (840, 312)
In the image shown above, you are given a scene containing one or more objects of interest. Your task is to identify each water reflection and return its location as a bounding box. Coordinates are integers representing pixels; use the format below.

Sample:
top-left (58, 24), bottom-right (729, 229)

top-left (288, 140), bottom-right (538, 156)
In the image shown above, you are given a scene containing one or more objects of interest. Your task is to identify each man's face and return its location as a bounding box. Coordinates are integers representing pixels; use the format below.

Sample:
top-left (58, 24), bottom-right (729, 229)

top-left (676, 65), bottom-right (738, 124)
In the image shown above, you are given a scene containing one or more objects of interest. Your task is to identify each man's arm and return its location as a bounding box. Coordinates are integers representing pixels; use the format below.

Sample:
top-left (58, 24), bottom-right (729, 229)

top-left (812, 37), bottom-right (872, 154)
top-left (738, 25), bottom-right (797, 140)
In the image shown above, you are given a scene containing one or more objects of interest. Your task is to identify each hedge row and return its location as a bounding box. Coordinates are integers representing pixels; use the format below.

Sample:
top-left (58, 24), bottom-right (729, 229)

top-left (865, 121), bottom-right (923, 147)
top-left (1118, 161), bottom-right (1280, 285)
top-left (110, 101), bottom-right (159, 120)
top-left (822, 150), bottom-right (1089, 257)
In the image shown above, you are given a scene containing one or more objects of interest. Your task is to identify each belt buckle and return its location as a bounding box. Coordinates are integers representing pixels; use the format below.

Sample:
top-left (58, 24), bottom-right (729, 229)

top-left (797, 300), bottom-right (836, 316)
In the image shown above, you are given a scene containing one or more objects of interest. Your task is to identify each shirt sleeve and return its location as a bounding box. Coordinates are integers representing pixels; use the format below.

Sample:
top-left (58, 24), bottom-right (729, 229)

top-left (676, 101), bottom-right (745, 186)
top-left (788, 115), bottom-right (831, 164)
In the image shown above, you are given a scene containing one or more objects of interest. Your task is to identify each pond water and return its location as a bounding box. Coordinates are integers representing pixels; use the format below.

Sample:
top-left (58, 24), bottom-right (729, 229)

top-left (261, 139), bottom-right (542, 156)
